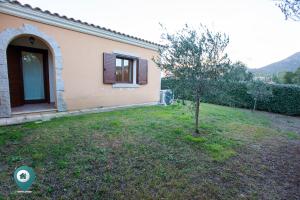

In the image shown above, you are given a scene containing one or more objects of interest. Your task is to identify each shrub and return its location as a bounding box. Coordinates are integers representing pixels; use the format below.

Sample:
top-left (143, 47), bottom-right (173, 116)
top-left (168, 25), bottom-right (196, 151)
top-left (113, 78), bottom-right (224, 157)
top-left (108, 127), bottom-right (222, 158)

top-left (162, 78), bottom-right (300, 116)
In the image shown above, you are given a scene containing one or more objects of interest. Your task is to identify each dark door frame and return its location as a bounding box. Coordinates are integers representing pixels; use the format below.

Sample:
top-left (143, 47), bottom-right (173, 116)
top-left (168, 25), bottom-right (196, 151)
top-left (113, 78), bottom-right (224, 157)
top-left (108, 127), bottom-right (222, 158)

top-left (8, 45), bottom-right (50, 105)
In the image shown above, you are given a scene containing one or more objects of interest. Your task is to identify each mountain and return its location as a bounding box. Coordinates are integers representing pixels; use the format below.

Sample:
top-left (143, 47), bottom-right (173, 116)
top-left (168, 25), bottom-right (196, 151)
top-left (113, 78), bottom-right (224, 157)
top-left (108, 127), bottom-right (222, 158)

top-left (250, 52), bottom-right (300, 75)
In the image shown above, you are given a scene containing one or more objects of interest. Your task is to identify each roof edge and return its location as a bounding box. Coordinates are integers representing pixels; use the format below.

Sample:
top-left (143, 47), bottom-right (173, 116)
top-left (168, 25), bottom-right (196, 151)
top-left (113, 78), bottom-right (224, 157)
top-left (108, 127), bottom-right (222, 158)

top-left (0, 0), bottom-right (161, 51)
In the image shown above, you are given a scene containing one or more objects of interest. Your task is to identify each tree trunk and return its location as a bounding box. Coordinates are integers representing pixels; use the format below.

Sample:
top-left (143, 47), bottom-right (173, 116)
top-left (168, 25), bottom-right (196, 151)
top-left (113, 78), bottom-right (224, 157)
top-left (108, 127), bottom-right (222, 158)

top-left (252, 98), bottom-right (257, 112)
top-left (195, 95), bottom-right (200, 134)
top-left (182, 99), bottom-right (185, 105)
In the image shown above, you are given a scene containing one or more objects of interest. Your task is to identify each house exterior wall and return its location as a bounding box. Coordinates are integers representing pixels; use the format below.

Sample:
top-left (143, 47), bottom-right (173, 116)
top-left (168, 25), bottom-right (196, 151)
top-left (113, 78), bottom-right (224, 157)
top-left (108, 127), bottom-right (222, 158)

top-left (0, 13), bottom-right (161, 111)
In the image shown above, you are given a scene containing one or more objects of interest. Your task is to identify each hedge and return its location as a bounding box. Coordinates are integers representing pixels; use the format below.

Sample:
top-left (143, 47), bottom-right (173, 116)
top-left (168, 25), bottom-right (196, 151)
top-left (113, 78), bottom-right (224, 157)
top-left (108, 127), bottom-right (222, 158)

top-left (161, 78), bottom-right (300, 116)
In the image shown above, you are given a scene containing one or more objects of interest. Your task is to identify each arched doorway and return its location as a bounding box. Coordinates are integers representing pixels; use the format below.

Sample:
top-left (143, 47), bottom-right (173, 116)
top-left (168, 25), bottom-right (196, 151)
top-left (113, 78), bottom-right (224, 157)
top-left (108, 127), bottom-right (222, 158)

top-left (0, 24), bottom-right (66, 117)
top-left (7, 35), bottom-right (55, 113)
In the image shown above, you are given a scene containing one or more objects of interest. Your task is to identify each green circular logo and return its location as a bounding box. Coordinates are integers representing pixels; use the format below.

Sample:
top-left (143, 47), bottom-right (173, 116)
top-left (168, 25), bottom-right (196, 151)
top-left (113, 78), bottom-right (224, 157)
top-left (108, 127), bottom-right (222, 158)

top-left (14, 166), bottom-right (36, 191)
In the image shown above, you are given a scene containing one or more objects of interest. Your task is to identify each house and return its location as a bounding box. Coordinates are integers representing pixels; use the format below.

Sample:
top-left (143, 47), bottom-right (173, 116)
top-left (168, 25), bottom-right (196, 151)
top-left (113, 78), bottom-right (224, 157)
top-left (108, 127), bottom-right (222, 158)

top-left (0, 0), bottom-right (161, 119)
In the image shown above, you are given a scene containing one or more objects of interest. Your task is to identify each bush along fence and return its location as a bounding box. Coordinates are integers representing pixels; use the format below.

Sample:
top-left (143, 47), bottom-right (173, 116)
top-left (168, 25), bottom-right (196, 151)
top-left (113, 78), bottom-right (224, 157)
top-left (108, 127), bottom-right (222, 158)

top-left (161, 78), bottom-right (300, 116)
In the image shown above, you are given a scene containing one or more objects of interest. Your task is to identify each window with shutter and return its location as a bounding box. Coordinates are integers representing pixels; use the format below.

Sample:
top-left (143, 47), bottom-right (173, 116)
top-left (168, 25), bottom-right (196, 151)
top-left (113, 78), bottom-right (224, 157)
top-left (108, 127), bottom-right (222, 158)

top-left (103, 53), bottom-right (116, 84)
top-left (137, 59), bottom-right (148, 85)
top-left (103, 52), bottom-right (148, 86)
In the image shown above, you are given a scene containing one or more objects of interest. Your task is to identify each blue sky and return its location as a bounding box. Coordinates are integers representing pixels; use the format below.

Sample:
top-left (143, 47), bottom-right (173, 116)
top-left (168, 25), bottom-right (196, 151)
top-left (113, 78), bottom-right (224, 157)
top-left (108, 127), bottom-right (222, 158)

top-left (19, 0), bottom-right (300, 68)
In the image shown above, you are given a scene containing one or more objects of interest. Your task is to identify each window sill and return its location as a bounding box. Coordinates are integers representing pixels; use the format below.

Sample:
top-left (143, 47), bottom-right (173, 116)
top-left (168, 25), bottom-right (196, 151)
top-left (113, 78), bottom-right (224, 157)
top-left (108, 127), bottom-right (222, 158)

top-left (112, 83), bottom-right (140, 88)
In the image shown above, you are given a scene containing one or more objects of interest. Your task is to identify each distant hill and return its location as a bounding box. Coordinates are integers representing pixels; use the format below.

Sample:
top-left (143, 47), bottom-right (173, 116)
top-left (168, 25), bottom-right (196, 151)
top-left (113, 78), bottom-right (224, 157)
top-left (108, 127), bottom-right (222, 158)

top-left (250, 52), bottom-right (300, 75)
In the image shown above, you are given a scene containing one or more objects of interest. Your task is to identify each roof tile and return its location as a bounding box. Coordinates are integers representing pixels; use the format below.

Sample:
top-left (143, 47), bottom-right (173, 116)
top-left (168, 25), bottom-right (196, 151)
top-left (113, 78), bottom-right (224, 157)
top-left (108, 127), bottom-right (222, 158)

top-left (3, 0), bottom-right (161, 47)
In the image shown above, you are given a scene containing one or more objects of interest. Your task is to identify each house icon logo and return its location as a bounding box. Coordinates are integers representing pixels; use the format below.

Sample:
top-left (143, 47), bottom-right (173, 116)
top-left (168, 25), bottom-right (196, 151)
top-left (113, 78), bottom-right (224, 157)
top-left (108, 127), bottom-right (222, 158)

top-left (14, 166), bottom-right (36, 192)
top-left (17, 170), bottom-right (30, 182)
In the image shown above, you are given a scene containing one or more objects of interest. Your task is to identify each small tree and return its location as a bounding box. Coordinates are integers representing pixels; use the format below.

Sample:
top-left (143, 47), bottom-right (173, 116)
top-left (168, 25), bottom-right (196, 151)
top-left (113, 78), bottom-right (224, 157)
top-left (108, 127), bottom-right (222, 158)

top-left (276, 0), bottom-right (300, 21)
top-left (247, 81), bottom-right (273, 111)
top-left (154, 25), bottom-right (230, 133)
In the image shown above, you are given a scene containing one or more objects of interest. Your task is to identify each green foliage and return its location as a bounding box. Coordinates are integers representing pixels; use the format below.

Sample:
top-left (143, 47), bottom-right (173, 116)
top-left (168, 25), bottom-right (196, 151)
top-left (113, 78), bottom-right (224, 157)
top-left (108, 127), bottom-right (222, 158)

top-left (272, 72), bottom-right (286, 84)
top-left (247, 81), bottom-right (273, 101)
top-left (223, 61), bottom-right (253, 82)
top-left (153, 24), bottom-right (231, 133)
top-left (162, 78), bottom-right (300, 115)
top-left (284, 71), bottom-right (296, 83)
top-left (294, 68), bottom-right (300, 84)
top-left (283, 67), bottom-right (300, 85)
top-left (247, 80), bottom-right (273, 111)
top-left (264, 84), bottom-right (300, 115)
top-left (154, 24), bottom-right (230, 82)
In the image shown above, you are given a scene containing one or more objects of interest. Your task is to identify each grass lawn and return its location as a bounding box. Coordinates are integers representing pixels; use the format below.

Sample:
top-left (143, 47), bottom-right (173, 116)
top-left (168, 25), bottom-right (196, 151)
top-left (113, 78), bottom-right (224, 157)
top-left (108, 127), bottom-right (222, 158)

top-left (0, 103), bottom-right (299, 199)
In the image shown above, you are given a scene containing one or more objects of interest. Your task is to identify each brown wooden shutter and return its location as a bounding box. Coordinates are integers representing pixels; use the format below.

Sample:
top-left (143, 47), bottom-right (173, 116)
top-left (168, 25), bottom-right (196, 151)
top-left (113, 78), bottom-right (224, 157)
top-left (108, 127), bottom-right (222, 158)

top-left (103, 52), bottom-right (116, 84)
top-left (137, 59), bottom-right (148, 85)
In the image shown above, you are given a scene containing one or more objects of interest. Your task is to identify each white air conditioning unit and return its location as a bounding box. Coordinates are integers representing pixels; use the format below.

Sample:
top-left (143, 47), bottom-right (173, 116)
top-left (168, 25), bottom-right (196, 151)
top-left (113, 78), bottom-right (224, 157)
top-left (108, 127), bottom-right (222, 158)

top-left (160, 90), bottom-right (174, 105)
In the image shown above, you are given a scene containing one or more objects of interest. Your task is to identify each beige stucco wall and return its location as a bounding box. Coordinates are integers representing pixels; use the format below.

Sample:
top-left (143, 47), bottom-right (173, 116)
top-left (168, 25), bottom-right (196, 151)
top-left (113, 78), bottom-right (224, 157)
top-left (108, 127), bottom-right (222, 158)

top-left (0, 13), bottom-right (161, 110)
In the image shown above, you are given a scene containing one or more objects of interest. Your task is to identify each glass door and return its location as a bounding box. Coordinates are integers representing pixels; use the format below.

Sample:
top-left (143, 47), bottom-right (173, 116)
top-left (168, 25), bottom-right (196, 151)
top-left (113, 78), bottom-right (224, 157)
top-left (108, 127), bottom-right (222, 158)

top-left (21, 51), bottom-right (45, 101)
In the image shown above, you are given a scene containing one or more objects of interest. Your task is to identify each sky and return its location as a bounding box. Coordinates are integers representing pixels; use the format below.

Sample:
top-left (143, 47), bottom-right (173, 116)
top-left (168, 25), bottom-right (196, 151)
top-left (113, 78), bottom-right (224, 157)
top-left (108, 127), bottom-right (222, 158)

top-left (18, 0), bottom-right (300, 68)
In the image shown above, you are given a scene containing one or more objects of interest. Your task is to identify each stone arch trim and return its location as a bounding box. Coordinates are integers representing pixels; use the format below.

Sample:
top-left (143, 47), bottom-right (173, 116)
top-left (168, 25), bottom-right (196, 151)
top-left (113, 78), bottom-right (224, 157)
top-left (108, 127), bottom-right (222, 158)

top-left (0, 24), bottom-right (66, 117)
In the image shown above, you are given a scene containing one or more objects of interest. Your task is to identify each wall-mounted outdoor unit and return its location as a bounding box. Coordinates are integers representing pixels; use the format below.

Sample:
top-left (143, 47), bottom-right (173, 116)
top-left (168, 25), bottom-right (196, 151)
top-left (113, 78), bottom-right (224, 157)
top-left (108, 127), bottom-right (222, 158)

top-left (160, 90), bottom-right (174, 105)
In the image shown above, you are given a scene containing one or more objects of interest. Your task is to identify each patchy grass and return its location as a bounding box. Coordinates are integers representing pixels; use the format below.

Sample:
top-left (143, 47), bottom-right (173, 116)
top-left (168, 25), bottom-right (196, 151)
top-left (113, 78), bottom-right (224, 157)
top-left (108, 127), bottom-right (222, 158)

top-left (184, 135), bottom-right (207, 143)
top-left (183, 134), bottom-right (237, 161)
top-left (286, 131), bottom-right (300, 140)
top-left (0, 130), bottom-right (23, 146)
top-left (204, 143), bottom-right (236, 161)
top-left (0, 103), bottom-right (299, 199)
